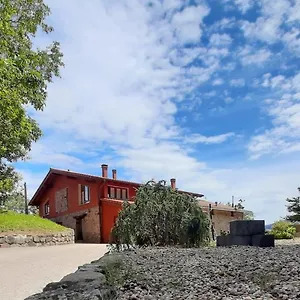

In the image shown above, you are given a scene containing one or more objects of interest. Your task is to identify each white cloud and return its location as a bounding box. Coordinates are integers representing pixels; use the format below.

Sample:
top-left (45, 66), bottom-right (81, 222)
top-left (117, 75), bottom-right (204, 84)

top-left (283, 28), bottom-right (300, 55)
top-left (212, 78), bottom-right (224, 85)
top-left (230, 78), bottom-right (245, 87)
top-left (239, 47), bottom-right (272, 65)
top-left (249, 72), bottom-right (300, 159)
top-left (210, 17), bottom-right (236, 31)
top-left (240, 0), bottom-right (300, 57)
top-left (234, 0), bottom-right (255, 13)
top-left (185, 132), bottom-right (235, 144)
top-left (209, 33), bottom-right (232, 46)
top-left (172, 4), bottom-right (210, 44)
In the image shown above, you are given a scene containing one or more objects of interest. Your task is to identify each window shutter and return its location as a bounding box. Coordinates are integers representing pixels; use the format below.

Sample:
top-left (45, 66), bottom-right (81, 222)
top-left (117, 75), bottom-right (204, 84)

top-left (78, 184), bottom-right (82, 204)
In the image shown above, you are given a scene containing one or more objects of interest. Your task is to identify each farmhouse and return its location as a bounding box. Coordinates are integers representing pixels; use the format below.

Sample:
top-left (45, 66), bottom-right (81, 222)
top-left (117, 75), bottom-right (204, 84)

top-left (29, 165), bottom-right (244, 243)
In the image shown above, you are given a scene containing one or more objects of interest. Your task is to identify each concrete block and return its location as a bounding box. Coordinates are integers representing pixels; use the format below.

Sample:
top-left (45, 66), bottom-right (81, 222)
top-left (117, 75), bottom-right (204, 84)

top-left (230, 235), bottom-right (251, 246)
top-left (216, 235), bottom-right (231, 247)
top-left (252, 234), bottom-right (275, 247)
top-left (230, 220), bottom-right (265, 236)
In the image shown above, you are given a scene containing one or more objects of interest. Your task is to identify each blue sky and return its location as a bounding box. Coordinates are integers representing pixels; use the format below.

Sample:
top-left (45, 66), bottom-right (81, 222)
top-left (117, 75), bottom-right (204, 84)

top-left (16, 0), bottom-right (300, 224)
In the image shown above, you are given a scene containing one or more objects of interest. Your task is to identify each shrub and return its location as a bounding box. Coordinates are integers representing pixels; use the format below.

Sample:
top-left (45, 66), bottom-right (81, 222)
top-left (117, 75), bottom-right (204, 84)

top-left (110, 180), bottom-right (210, 249)
top-left (269, 220), bottom-right (296, 239)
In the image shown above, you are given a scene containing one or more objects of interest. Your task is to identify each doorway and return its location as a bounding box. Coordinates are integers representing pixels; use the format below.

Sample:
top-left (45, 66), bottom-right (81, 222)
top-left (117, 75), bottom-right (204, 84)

top-left (75, 219), bottom-right (83, 242)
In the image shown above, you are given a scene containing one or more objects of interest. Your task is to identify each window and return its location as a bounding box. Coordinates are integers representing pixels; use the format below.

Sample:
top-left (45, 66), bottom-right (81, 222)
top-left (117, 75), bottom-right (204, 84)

top-left (44, 201), bottom-right (50, 216)
top-left (107, 186), bottom-right (128, 200)
top-left (121, 189), bottom-right (128, 200)
top-left (108, 187), bottom-right (115, 198)
top-left (79, 184), bottom-right (90, 204)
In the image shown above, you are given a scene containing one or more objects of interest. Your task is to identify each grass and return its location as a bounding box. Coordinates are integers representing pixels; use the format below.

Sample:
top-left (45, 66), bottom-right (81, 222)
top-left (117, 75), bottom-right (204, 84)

top-left (0, 210), bottom-right (68, 235)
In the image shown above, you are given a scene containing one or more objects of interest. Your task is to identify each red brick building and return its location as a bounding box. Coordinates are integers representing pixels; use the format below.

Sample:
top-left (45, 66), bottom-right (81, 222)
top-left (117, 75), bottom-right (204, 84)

top-left (30, 164), bottom-right (243, 243)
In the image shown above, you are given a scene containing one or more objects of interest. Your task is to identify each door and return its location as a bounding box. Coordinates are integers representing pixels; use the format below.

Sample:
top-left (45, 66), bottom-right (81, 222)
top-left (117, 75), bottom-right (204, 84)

top-left (75, 219), bottom-right (83, 241)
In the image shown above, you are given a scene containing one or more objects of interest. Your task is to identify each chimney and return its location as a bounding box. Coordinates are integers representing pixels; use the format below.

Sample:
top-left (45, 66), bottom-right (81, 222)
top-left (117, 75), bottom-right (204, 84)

top-left (112, 169), bottom-right (117, 180)
top-left (170, 178), bottom-right (176, 190)
top-left (101, 164), bottom-right (108, 178)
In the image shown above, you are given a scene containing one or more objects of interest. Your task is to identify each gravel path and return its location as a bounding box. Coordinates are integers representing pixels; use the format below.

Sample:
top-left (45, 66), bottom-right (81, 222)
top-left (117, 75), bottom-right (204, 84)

top-left (275, 237), bottom-right (300, 246)
top-left (115, 245), bottom-right (300, 300)
top-left (0, 244), bottom-right (108, 300)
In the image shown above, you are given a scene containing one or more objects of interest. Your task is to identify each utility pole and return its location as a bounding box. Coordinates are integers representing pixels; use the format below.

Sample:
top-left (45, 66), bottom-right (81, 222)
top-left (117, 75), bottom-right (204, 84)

top-left (24, 182), bottom-right (29, 215)
top-left (232, 195), bottom-right (234, 208)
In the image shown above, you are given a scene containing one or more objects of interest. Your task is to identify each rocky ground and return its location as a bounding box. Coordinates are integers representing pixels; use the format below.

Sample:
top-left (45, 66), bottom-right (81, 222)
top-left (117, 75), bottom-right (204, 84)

top-left (27, 242), bottom-right (300, 300)
top-left (116, 245), bottom-right (300, 300)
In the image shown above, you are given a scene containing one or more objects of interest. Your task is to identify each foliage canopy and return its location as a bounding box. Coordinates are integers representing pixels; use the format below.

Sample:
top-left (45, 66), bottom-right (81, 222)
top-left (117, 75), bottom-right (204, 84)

top-left (285, 189), bottom-right (300, 223)
top-left (0, 0), bottom-right (63, 203)
top-left (269, 220), bottom-right (296, 240)
top-left (110, 180), bottom-right (210, 249)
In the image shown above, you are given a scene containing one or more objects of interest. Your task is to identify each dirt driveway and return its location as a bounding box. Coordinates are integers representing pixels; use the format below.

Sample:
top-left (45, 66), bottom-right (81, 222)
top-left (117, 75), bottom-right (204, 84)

top-left (0, 244), bottom-right (108, 300)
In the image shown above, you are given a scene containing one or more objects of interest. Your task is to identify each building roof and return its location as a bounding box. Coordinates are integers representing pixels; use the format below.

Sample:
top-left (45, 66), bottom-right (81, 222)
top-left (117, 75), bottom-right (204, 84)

top-left (29, 168), bottom-right (204, 206)
top-left (198, 199), bottom-right (242, 212)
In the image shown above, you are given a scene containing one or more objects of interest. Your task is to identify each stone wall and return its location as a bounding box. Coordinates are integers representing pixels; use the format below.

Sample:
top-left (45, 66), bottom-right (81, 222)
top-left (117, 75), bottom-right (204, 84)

top-left (51, 206), bottom-right (101, 243)
top-left (0, 230), bottom-right (74, 248)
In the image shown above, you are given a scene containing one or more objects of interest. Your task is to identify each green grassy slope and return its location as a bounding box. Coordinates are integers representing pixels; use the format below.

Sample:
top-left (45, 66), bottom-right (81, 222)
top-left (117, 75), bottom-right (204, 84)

top-left (0, 210), bottom-right (68, 234)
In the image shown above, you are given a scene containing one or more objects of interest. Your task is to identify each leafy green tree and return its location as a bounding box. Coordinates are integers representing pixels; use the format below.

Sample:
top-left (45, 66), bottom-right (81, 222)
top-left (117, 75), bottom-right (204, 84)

top-left (0, 164), bottom-right (20, 205)
top-left (269, 220), bottom-right (296, 239)
top-left (0, 0), bottom-right (63, 203)
top-left (110, 180), bottom-right (210, 249)
top-left (285, 188), bottom-right (300, 223)
top-left (244, 210), bottom-right (254, 220)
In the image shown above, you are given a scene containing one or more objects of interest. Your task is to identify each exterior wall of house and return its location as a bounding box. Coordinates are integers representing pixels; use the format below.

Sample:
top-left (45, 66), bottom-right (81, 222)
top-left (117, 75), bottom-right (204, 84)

top-left (101, 180), bottom-right (139, 200)
top-left (100, 199), bottom-right (125, 243)
top-left (99, 180), bottom-right (139, 243)
top-left (38, 175), bottom-right (100, 218)
top-left (211, 210), bottom-right (244, 235)
top-left (50, 206), bottom-right (100, 243)
top-left (38, 175), bottom-right (101, 243)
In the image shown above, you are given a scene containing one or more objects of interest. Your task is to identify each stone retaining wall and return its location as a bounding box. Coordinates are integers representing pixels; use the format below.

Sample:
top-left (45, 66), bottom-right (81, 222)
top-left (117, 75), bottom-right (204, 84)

top-left (0, 230), bottom-right (74, 248)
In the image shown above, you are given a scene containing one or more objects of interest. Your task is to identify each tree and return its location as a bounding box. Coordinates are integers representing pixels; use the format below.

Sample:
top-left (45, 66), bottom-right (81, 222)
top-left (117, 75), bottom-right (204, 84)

top-left (110, 180), bottom-right (210, 249)
top-left (243, 210), bottom-right (254, 220)
top-left (0, 0), bottom-right (63, 203)
top-left (285, 188), bottom-right (300, 223)
top-left (269, 220), bottom-right (296, 239)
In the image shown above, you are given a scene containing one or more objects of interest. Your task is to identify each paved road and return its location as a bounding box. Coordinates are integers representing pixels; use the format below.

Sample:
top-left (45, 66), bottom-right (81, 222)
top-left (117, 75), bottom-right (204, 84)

top-left (0, 244), bottom-right (108, 300)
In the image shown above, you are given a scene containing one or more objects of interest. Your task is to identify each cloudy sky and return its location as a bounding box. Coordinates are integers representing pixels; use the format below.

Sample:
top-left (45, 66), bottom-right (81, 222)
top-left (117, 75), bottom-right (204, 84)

top-left (16, 0), bottom-right (300, 224)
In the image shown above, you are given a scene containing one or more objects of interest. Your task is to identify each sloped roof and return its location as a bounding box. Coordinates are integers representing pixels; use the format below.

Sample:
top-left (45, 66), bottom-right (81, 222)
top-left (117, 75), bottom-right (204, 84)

top-left (29, 168), bottom-right (204, 205)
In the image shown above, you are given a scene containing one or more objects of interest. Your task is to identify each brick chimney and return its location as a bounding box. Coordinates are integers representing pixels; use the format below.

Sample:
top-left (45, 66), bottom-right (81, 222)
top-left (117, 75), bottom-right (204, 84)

top-left (170, 178), bottom-right (176, 190)
top-left (112, 169), bottom-right (117, 180)
top-left (101, 164), bottom-right (108, 178)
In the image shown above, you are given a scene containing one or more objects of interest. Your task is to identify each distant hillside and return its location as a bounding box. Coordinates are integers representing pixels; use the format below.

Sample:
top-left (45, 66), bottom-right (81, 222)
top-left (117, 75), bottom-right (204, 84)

top-left (265, 224), bottom-right (273, 230)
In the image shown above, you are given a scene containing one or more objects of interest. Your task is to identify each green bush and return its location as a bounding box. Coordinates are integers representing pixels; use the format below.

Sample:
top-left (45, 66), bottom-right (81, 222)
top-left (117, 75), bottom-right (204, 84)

top-left (110, 180), bottom-right (210, 249)
top-left (269, 220), bottom-right (296, 239)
